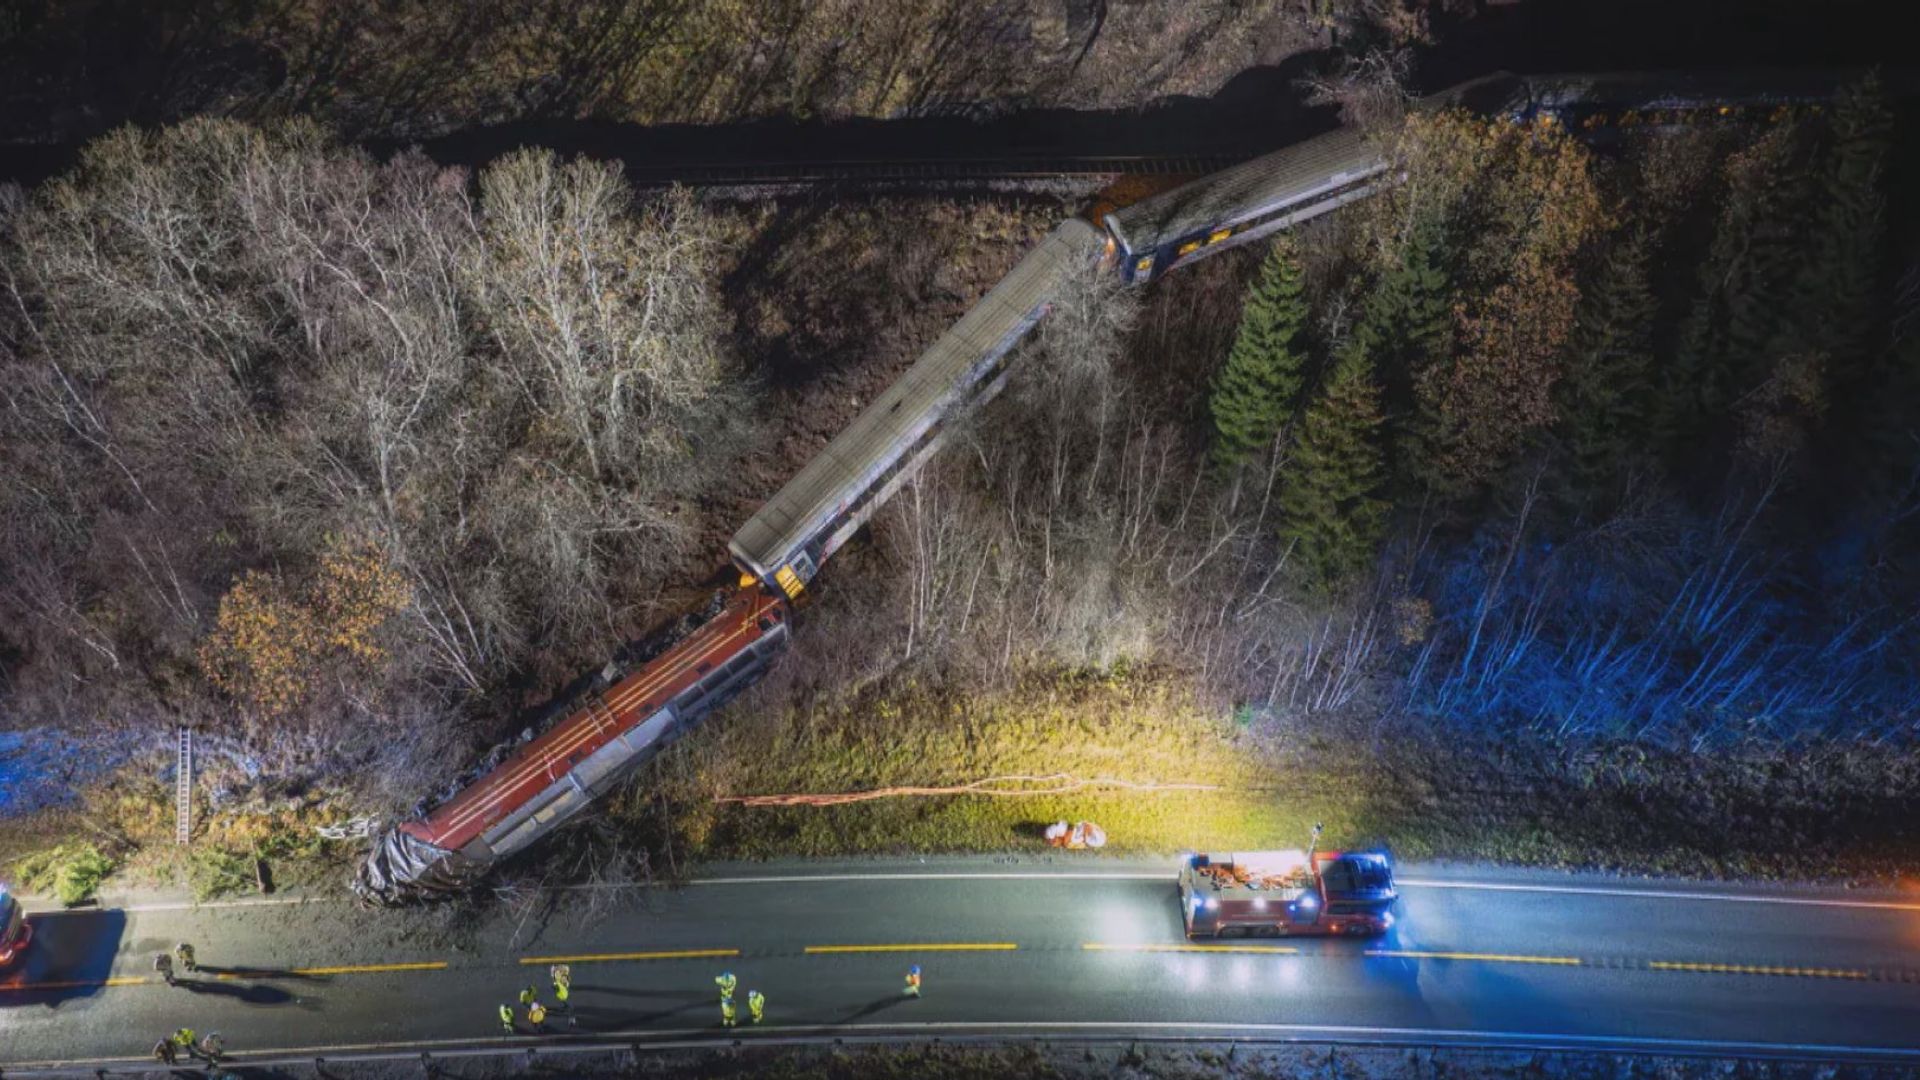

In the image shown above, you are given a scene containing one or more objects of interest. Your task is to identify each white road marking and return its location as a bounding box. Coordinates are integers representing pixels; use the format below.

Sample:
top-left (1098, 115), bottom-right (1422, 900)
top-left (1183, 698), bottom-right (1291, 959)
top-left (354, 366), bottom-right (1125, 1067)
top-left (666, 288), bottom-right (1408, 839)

top-left (26, 896), bottom-right (329, 916)
top-left (20, 871), bottom-right (1919, 918)
top-left (690, 871), bottom-right (1920, 912)
top-left (6, 1020), bottom-right (1919, 1071)
top-left (687, 872), bottom-right (1169, 885)
top-left (1394, 878), bottom-right (1920, 912)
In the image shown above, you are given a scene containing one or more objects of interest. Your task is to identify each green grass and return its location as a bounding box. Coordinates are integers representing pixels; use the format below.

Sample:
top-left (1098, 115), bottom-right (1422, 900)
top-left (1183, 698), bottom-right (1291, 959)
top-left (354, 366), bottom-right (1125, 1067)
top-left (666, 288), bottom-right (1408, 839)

top-left (642, 672), bottom-right (1374, 859)
top-left (635, 669), bottom-right (1920, 882)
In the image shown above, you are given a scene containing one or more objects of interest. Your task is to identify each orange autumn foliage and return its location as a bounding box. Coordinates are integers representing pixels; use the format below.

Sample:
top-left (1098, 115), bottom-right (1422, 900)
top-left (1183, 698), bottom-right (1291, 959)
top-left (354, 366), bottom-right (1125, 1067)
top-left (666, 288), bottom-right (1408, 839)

top-left (198, 540), bottom-right (411, 717)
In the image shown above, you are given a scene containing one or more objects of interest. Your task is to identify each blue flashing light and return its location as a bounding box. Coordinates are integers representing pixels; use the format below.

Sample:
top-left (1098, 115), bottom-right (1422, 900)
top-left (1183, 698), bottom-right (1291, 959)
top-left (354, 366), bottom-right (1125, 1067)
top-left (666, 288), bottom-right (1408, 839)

top-left (1297, 893), bottom-right (1318, 911)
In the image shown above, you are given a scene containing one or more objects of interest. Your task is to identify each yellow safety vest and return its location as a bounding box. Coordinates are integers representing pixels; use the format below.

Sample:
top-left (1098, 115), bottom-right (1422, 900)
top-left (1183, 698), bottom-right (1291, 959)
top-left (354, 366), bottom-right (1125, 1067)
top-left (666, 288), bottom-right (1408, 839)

top-left (529, 1002), bottom-right (548, 1025)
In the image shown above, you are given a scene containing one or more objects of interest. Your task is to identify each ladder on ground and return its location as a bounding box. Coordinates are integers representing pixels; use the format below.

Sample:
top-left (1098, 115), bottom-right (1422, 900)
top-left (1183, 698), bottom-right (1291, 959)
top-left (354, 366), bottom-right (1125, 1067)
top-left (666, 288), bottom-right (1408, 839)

top-left (175, 726), bottom-right (193, 846)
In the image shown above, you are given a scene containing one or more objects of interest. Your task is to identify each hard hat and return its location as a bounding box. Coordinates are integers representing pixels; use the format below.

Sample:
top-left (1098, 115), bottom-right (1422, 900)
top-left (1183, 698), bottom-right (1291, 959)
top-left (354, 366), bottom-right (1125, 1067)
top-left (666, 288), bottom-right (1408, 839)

top-left (909, 964), bottom-right (921, 974)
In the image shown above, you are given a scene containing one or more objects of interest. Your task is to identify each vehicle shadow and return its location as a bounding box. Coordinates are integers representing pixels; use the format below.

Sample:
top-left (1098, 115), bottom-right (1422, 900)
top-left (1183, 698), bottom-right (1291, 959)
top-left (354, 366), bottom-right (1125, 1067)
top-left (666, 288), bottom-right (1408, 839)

top-left (0, 910), bottom-right (127, 1010)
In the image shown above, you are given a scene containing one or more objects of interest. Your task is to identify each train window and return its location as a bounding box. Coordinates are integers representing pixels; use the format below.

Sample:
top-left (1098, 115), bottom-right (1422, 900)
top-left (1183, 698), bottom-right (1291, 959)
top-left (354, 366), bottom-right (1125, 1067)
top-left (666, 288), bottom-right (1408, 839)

top-left (1177, 239), bottom-right (1202, 257)
top-left (1134, 255), bottom-right (1154, 276)
top-left (1207, 227), bottom-right (1232, 245)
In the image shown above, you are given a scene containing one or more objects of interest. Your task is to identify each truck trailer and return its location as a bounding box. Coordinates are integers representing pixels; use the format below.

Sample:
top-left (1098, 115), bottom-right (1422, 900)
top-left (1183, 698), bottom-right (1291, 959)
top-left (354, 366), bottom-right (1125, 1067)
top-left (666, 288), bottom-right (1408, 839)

top-left (1178, 848), bottom-right (1397, 938)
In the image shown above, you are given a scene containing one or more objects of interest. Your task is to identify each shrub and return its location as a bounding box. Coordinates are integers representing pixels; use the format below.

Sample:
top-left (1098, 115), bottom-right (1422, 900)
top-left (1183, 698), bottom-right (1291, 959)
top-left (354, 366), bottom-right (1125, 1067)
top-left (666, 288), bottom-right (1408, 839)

top-left (14, 843), bottom-right (116, 907)
top-left (187, 846), bottom-right (257, 902)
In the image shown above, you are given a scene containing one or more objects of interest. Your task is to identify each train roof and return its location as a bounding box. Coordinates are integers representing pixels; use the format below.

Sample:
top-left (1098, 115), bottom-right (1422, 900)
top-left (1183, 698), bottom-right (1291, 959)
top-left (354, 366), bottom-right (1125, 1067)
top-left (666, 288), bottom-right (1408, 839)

top-left (730, 219), bottom-right (1106, 583)
top-left (1102, 125), bottom-right (1387, 258)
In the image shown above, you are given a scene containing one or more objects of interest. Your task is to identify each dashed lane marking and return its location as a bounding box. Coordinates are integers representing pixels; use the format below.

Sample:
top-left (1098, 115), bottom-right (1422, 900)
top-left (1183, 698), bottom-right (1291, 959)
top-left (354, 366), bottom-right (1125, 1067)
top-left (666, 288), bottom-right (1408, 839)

top-left (1, 964), bottom-right (447, 993)
top-left (1367, 949), bottom-right (1583, 966)
top-left (0, 975), bottom-right (151, 992)
top-left (1084, 943), bottom-right (1299, 955)
top-left (286, 961), bottom-right (449, 976)
top-left (519, 949), bottom-right (740, 964)
top-left (1648, 961), bottom-right (1873, 980)
top-left (803, 943), bottom-right (1018, 954)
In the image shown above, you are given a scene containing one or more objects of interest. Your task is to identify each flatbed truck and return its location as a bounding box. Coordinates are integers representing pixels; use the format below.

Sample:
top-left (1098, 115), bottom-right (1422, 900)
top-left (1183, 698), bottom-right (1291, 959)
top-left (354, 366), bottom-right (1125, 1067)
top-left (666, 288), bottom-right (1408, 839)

top-left (1178, 846), bottom-right (1397, 938)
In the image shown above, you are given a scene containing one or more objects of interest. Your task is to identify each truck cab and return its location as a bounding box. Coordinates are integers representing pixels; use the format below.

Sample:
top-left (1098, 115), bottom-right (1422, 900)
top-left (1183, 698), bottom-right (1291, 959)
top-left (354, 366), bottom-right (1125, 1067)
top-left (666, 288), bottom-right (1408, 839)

top-left (0, 882), bottom-right (30, 966)
top-left (1179, 849), bottom-right (1397, 939)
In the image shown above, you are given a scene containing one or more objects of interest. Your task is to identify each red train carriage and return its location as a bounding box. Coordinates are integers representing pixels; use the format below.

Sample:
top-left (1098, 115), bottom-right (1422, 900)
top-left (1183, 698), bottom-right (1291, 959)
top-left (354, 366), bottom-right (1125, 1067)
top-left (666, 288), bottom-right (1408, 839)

top-left (355, 582), bottom-right (789, 902)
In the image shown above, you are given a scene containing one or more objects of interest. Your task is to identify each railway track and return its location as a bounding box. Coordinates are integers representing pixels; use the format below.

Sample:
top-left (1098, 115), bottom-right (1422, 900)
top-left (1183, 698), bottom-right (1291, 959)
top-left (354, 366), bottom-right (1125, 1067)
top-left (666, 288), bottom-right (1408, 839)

top-left (616, 153), bottom-right (1258, 187)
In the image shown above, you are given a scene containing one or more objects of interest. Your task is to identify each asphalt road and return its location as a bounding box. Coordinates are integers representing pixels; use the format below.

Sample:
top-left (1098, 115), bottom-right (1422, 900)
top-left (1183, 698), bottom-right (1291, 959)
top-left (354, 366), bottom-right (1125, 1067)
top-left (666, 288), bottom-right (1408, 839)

top-left (4, 860), bottom-right (1920, 1071)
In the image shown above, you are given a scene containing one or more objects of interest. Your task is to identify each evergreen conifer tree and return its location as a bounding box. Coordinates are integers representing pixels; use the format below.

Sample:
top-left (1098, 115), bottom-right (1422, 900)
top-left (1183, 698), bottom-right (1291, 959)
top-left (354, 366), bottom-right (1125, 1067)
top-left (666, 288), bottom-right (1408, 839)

top-left (1790, 73), bottom-right (1892, 388)
top-left (1365, 216), bottom-right (1458, 500)
top-left (1354, 213), bottom-right (1453, 369)
top-left (1665, 122), bottom-right (1811, 435)
top-left (1552, 231), bottom-right (1657, 515)
top-left (1208, 238), bottom-right (1310, 472)
top-left (1277, 339), bottom-right (1389, 590)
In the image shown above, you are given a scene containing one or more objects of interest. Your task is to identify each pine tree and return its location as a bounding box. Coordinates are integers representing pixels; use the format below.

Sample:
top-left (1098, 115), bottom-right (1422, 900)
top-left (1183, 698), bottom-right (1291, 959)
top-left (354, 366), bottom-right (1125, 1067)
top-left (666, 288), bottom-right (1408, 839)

top-left (1552, 231), bottom-right (1657, 516)
top-left (1277, 340), bottom-right (1390, 590)
top-left (1364, 215), bottom-right (1457, 500)
top-left (1790, 73), bottom-right (1892, 389)
top-left (1208, 238), bottom-right (1310, 472)
top-left (1665, 121), bottom-right (1812, 434)
top-left (1354, 213), bottom-right (1453, 372)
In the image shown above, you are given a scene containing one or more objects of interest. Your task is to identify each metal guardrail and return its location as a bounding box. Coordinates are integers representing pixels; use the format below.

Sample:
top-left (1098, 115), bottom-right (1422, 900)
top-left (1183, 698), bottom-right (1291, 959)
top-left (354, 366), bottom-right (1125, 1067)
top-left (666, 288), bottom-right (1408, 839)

top-left (6, 1028), bottom-right (1920, 1078)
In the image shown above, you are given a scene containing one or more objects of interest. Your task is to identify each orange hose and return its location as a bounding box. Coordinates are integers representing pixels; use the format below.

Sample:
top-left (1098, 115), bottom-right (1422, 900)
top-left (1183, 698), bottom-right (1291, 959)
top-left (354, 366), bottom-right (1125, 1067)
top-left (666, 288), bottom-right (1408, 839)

top-left (715, 773), bottom-right (1223, 808)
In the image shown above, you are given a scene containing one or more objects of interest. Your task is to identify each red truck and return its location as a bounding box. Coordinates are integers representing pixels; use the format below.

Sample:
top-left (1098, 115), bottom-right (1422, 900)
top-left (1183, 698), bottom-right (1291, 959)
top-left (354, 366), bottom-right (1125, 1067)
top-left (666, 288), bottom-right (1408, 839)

top-left (1178, 844), bottom-right (1397, 939)
top-left (0, 882), bottom-right (30, 966)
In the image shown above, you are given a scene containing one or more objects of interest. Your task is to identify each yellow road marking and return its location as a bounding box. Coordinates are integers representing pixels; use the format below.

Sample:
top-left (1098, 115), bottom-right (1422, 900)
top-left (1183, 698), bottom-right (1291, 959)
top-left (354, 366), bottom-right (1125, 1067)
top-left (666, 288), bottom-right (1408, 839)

top-left (519, 949), bottom-right (740, 964)
top-left (1368, 950), bottom-right (1582, 966)
top-left (804, 943), bottom-right (1018, 954)
top-left (1084, 943), bottom-right (1299, 955)
top-left (0, 975), bottom-right (151, 992)
top-left (290, 962), bottom-right (449, 977)
top-left (1649, 960), bottom-right (1872, 980)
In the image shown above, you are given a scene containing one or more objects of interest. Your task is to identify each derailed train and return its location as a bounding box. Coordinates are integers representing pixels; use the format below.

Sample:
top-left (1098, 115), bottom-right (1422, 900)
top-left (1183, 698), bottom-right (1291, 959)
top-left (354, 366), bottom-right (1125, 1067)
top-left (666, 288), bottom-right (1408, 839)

top-left (355, 70), bottom-right (1852, 902)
